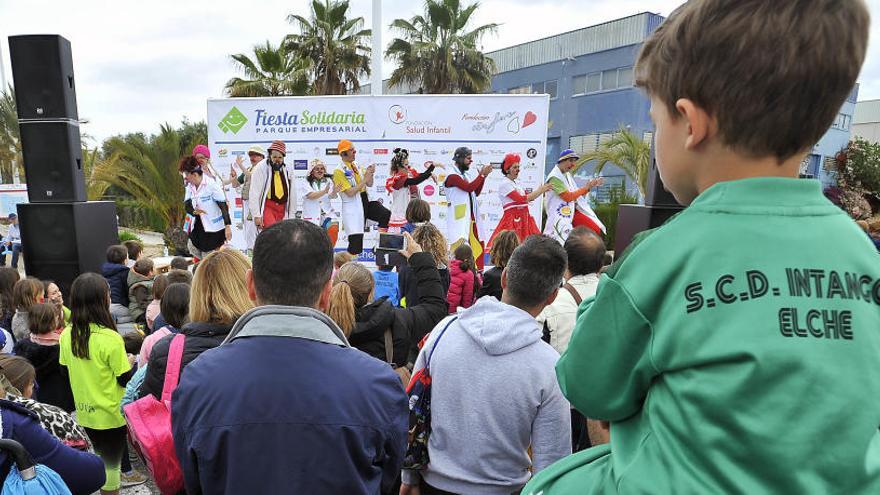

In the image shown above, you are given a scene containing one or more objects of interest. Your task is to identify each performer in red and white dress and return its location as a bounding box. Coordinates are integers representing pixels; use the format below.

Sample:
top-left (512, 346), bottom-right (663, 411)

top-left (487, 153), bottom-right (553, 248)
top-left (385, 148), bottom-right (436, 232)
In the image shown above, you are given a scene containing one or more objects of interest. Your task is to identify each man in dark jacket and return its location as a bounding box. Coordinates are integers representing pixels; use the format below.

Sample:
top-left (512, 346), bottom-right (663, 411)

top-left (171, 220), bottom-right (408, 494)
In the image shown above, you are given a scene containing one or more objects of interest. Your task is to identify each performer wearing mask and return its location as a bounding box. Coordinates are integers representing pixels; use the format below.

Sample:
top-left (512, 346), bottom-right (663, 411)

top-left (386, 148), bottom-right (436, 232)
top-left (487, 153), bottom-right (552, 248)
top-left (544, 149), bottom-right (605, 243)
top-left (228, 145), bottom-right (265, 252)
top-left (300, 159), bottom-right (340, 246)
top-left (444, 147), bottom-right (493, 269)
top-left (249, 140), bottom-right (296, 231)
top-left (332, 139), bottom-right (391, 255)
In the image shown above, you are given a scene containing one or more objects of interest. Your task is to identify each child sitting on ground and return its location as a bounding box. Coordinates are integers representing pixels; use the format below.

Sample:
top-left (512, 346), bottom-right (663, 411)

top-left (13, 302), bottom-right (73, 412)
top-left (447, 243), bottom-right (481, 314)
top-left (127, 258), bottom-right (155, 325)
top-left (524, 1), bottom-right (878, 494)
top-left (11, 277), bottom-right (43, 342)
top-left (123, 240), bottom-right (143, 269)
top-left (101, 245), bottom-right (131, 326)
top-left (145, 274), bottom-right (168, 332)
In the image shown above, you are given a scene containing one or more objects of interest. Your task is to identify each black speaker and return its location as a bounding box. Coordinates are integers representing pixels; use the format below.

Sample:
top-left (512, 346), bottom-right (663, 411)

top-left (644, 149), bottom-right (680, 207)
top-left (17, 202), bottom-right (118, 296)
top-left (615, 204), bottom-right (683, 255)
top-left (8, 35), bottom-right (78, 121)
top-left (19, 120), bottom-right (86, 202)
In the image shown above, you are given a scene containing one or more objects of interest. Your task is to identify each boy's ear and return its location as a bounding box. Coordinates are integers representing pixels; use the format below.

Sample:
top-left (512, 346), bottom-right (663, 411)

top-left (676, 98), bottom-right (715, 150)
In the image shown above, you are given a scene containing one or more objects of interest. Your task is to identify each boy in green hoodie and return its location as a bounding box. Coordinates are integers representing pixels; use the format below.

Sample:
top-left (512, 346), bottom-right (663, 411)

top-left (525, 1), bottom-right (877, 494)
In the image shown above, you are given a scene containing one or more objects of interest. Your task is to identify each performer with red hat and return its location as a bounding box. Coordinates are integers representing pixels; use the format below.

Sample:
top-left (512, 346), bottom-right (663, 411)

top-left (487, 153), bottom-right (552, 248)
top-left (249, 140), bottom-right (296, 230)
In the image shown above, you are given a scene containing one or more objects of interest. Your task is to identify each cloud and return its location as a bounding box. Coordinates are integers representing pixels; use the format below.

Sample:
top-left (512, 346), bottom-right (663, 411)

top-left (2, 0), bottom-right (879, 143)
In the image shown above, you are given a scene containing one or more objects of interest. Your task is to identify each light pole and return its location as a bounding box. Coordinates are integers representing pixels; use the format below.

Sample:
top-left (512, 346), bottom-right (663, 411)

top-left (371, 0), bottom-right (382, 96)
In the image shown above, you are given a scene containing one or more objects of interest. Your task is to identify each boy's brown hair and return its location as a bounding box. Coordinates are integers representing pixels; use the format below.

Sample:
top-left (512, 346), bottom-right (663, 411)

top-left (489, 230), bottom-right (520, 269)
top-left (13, 278), bottom-right (43, 312)
top-left (133, 258), bottom-right (154, 277)
top-left (635, 0), bottom-right (869, 161)
top-left (123, 240), bottom-right (144, 261)
top-left (28, 303), bottom-right (58, 335)
top-left (405, 199), bottom-right (431, 224)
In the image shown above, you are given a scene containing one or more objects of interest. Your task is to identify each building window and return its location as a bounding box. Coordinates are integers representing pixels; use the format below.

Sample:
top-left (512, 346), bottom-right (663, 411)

top-left (508, 85), bottom-right (530, 94)
top-left (531, 80), bottom-right (558, 99)
top-left (573, 67), bottom-right (634, 96)
top-left (831, 113), bottom-right (851, 131)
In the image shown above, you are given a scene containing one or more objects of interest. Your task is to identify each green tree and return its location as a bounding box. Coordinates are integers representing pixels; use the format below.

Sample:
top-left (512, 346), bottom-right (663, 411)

top-left (81, 146), bottom-right (109, 200)
top-left (225, 41), bottom-right (311, 97)
top-left (90, 124), bottom-right (202, 252)
top-left (285, 0), bottom-right (371, 95)
top-left (0, 87), bottom-right (23, 184)
top-left (386, 0), bottom-right (498, 94)
top-left (580, 128), bottom-right (651, 199)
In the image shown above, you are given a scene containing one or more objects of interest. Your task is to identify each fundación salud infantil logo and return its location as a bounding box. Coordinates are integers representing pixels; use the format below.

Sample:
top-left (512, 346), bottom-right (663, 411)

top-left (218, 106), bottom-right (248, 134)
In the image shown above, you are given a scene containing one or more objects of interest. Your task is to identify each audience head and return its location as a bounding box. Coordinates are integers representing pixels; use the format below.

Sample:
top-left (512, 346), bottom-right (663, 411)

top-left (489, 231), bottom-right (520, 269)
top-left (502, 235), bottom-right (567, 312)
top-left (170, 257), bottom-right (190, 271)
top-left (333, 251), bottom-right (356, 270)
top-left (327, 262), bottom-right (374, 337)
top-left (42, 280), bottom-right (63, 306)
top-left (152, 274), bottom-right (169, 301)
top-left (452, 243), bottom-right (476, 274)
top-left (0, 267), bottom-right (20, 312)
top-left (0, 356), bottom-right (35, 398)
top-left (28, 303), bottom-right (59, 335)
top-left (565, 227), bottom-right (606, 277)
top-left (13, 278), bottom-right (43, 312)
top-left (413, 223), bottom-right (448, 268)
top-left (106, 245), bottom-right (128, 265)
top-left (166, 269), bottom-right (193, 285)
top-left (123, 332), bottom-right (144, 356)
top-left (133, 258), bottom-right (154, 277)
top-left (190, 249), bottom-right (252, 326)
top-left (69, 272), bottom-right (116, 359)
top-left (251, 220), bottom-right (333, 308)
top-left (123, 240), bottom-right (143, 262)
top-left (405, 199), bottom-right (431, 225)
top-left (161, 283), bottom-right (191, 330)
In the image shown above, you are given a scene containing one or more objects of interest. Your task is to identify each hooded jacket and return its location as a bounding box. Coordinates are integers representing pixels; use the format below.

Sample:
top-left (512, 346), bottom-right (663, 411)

top-left (171, 306), bottom-right (408, 495)
top-left (447, 259), bottom-right (480, 313)
top-left (350, 252), bottom-right (447, 367)
top-left (402, 297), bottom-right (571, 494)
top-left (101, 262), bottom-right (130, 306)
top-left (13, 339), bottom-right (75, 412)
top-left (140, 321), bottom-right (232, 400)
top-left (126, 270), bottom-right (154, 322)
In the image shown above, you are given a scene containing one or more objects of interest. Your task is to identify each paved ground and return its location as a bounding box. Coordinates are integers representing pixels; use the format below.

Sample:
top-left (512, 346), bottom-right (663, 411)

top-left (120, 455), bottom-right (160, 494)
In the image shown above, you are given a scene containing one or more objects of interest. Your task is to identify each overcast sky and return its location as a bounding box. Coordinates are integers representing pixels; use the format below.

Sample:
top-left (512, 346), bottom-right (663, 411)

top-left (1, 0), bottom-right (879, 143)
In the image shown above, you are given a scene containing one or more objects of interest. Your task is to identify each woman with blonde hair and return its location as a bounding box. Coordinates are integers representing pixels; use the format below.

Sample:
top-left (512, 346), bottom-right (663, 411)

top-left (400, 223), bottom-right (450, 309)
top-left (140, 249), bottom-right (253, 400)
top-left (326, 233), bottom-right (446, 371)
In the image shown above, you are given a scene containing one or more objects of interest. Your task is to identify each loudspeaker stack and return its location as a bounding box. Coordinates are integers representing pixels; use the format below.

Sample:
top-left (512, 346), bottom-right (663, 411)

top-left (614, 147), bottom-right (685, 254)
top-left (9, 35), bottom-right (118, 295)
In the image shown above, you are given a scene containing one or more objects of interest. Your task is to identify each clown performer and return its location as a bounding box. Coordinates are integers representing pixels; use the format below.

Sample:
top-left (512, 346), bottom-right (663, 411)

top-left (544, 149), bottom-right (605, 243)
top-left (228, 145), bottom-right (265, 252)
top-left (249, 140), bottom-right (296, 231)
top-left (444, 146), bottom-right (493, 269)
top-left (192, 144), bottom-right (233, 188)
top-left (487, 153), bottom-right (553, 248)
top-left (300, 159), bottom-right (340, 246)
top-left (332, 139), bottom-right (391, 255)
top-left (386, 148), bottom-right (436, 232)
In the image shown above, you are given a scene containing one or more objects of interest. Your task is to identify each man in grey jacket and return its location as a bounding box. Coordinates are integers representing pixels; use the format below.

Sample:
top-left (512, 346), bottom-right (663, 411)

top-left (402, 235), bottom-right (572, 495)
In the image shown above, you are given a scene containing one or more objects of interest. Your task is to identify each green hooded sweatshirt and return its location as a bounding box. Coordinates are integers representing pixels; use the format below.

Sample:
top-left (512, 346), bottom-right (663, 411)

top-left (524, 177), bottom-right (880, 494)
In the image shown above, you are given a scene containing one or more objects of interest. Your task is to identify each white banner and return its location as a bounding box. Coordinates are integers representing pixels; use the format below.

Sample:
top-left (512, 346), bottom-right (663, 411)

top-left (207, 94), bottom-right (550, 259)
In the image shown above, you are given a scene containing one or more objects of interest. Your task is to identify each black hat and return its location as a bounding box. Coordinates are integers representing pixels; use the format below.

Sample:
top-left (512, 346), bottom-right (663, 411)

top-left (453, 147), bottom-right (472, 163)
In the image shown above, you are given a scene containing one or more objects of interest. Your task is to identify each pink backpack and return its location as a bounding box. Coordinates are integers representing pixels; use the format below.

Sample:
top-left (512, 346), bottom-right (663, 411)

top-left (124, 333), bottom-right (186, 494)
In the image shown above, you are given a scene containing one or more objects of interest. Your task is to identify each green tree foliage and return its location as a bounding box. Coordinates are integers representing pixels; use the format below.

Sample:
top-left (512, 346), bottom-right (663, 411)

top-left (837, 137), bottom-right (880, 219)
top-left (225, 41), bottom-right (311, 97)
top-left (386, 0), bottom-right (498, 94)
top-left (285, 0), bottom-right (372, 95)
top-left (580, 128), bottom-right (651, 199)
top-left (0, 87), bottom-right (23, 184)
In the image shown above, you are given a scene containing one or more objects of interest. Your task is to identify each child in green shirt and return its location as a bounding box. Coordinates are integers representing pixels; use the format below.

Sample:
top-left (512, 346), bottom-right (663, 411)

top-left (525, 1), bottom-right (877, 493)
top-left (60, 273), bottom-right (135, 494)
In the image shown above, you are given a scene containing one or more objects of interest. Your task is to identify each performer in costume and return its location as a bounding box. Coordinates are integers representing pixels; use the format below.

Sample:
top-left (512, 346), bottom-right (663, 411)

top-left (249, 140), bottom-right (296, 231)
top-left (332, 139), bottom-right (391, 254)
top-left (228, 145), bottom-right (265, 252)
top-left (192, 144), bottom-right (232, 188)
top-left (386, 148), bottom-right (436, 232)
top-left (180, 156), bottom-right (231, 259)
top-left (487, 153), bottom-right (552, 248)
top-left (300, 159), bottom-right (340, 246)
top-left (544, 149), bottom-right (605, 243)
top-left (444, 146), bottom-right (493, 270)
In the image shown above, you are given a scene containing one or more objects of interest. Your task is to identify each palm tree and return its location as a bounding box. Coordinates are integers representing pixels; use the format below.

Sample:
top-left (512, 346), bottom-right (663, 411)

top-left (580, 128), bottom-right (651, 199)
top-left (81, 146), bottom-right (109, 200)
top-left (0, 87), bottom-right (23, 184)
top-left (284, 0), bottom-right (371, 95)
top-left (386, 0), bottom-right (498, 94)
top-left (225, 41), bottom-right (311, 97)
top-left (91, 124), bottom-right (201, 252)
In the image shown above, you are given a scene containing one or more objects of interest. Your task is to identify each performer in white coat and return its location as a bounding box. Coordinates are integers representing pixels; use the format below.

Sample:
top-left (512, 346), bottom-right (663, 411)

top-left (300, 159), bottom-right (340, 246)
top-left (228, 145), bottom-right (265, 252)
top-left (248, 140), bottom-right (296, 231)
top-left (444, 146), bottom-right (493, 269)
top-left (544, 149), bottom-right (605, 243)
top-left (332, 139), bottom-right (391, 254)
